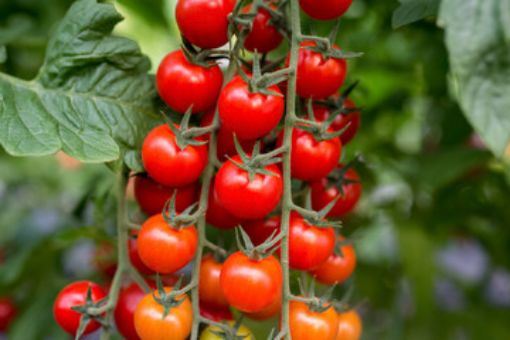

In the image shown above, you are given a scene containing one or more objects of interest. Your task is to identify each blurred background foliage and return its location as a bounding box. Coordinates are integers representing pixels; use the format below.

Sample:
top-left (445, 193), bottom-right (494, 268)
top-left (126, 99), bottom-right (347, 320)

top-left (1, 0), bottom-right (509, 339)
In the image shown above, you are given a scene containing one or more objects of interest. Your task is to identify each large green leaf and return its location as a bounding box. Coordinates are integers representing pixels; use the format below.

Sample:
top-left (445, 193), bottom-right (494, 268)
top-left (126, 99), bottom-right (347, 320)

top-left (392, 0), bottom-right (440, 28)
top-left (0, 0), bottom-right (159, 166)
top-left (439, 0), bottom-right (510, 160)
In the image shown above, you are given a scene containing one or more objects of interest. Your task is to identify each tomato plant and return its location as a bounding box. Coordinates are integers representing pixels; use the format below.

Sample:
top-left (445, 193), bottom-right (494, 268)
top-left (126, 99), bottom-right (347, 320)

top-left (242, 4), bottom-right (284, 53)
top-left (199, 254), bottom-right (229, 308)
top-left (311, 237), bottom-right (357, 285)
top-left (299, 0), bottom-right (353, 21)
top-left (53, 281), bottom-right (106, 336)
top-left (205, 178), bottom-right (243, 229)
top-left (289, 301), bottom-right (339, 340)
top-left (313, 99), bottom-right (360, 145)
top-left (137, 214), bottom-right (198, 274)
top-left (220, 251), bottom-right (282, 313)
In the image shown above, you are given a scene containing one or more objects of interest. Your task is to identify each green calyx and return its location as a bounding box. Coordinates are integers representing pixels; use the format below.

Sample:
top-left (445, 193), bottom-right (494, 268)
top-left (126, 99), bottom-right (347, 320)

top-left (210, 317), bottom-right (250, 340)
top-left (70, 288), bottom-right (108, 340)
top-left (163, 108), bottom-right (211, 151)
top-left (153, 275), bottom-right (186, 319)
top-left (235, 226), bottom-right (283, 260)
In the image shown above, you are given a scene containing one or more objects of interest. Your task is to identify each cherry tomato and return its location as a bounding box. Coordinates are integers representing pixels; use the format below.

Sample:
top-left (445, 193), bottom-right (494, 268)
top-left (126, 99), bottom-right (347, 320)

top-left (289, 301), bottom-right (338, 340)
top-left (220, 251), bottom-right (282, 313)
top-left (277, 128), bottom-right (342, 181)
top-left (313, 99), bottom-right (360, 145)
top-left (128, 232), bottom-right (156, 276)
top-left (200, 110), bottom-right (259, 162)
top-left (242, 4), bottom-right (283, 53)
top-left (245, 293), bottom-right (281, 320)
top-left (199, 255), bottom-right (229, 308)
top-left (53, 281), bottom-right (106, 336)
top-left (243, 215), bottom-right (281, 246)
top-left (157, 50), bottom-right (223, 114)
top-left (114, 282), bottom-right (156, 340)
top-left (142, 124), bottom-right (208, 188)
top-left (137, 214), bottom-right (198, 274)
top-left (219, 75), bottom-right (284, 140)
top-left (200, 303), bottom-right (234, 322)
top-left (311, 237), bottom-right (356, 285)
top-left (311, 166), bottom-right (361, 217)
top-left (215, 155), bottom-right (283, 220)
top-left (134, 287), bottom-right (192, 340)
top-left (290, 41), bottom-right (347, 99)
top-left (206, 178), bottom-right (243, 230)
top-left (289, 213), bottom-right (336, 270)
top-left (134, 175), bottom-right (199, 216)
top-left (336, 309), bottom-right (362, 340)
top-left (300, 0), bottom-right (352, 21)
top-left (176, 0), bottom-right (236, 49)
top-left (0, 298), bottom-right (17, 332)
top-left (200, 321), bottom-right (255, 340)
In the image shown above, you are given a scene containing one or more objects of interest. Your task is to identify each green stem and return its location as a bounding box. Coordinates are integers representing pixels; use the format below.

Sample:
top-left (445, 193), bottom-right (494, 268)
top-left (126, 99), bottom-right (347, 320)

top-left (279, 0), bottom-right (302, 339)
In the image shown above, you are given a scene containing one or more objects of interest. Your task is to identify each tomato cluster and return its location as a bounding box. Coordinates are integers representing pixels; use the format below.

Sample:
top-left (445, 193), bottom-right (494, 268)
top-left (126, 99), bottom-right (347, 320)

top-left (52, 0), bottom-right (364, 339)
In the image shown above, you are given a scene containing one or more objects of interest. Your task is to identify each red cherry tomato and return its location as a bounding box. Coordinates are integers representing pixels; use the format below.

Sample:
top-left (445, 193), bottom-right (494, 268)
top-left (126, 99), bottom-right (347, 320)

top-left (134, 287), bottom-right (192, 340)
top-left (0, 297), bottom-right (17, 332)
top-left (53, 281), bottom-right (106, 336)
top-left (206, 178), bottom-right (243, 230)
top-left (114, 282), bottom-right (156, 340)
top-left (290, 41), bottom-right (347, 99)
top-left (200, 110), bottom-right (259, 161)
top-left (311, 166), bottom-right (361, 217)
top-left (215, 155), bottom-right (283, 220)
top-left (176, 0), bottom-right (236, 49)
top-left (289, 301), bottom-right (338, 340)
top-left (142, 124), bottom-right (208, 188)
top-left (336, 309), bottom-right (362, 340)
top-left (128, 232), bottom-right (156, 276)
top-left (311, 237), bottom-right (356, 285)
top-left (200, 303), bottom-right (234, 322)
top-left (199, 254), bottom-right (229, 308)
top-left (277, 128), bottom-right (342, 181)
top-left (219, 75), bottom-right (284, 140)
top-left (137, 214), bottom-right (198, 274)
top-left (245, 293), bottom-right (281, 320)
top-left (289, 213), bottom-right (336, 270)
top-left (157, 50), bottom-right (223, 114)
top-left (242, 4), bottom-right (283, 53)
top-left (299, 0), bottom-right (352, 21)
top-left (243, 215), bottom-right (281, 246)
top-left (313, 99), bottom-right (360, 145)
top-left (134, 175), bottom-right (199, 216)
top-left (220, 251), bottom-right (282, 313)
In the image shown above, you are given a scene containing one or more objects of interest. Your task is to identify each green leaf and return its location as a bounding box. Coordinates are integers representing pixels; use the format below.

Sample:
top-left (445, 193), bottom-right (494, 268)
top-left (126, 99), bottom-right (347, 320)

top-left (439, 0), bottom-right (510, 160)
top-left (392, 0), bottom-right (440, 29)
top-left (0, 45), bottom-right (5, 63)
top-left (0, 0), bottom-right (159, 167)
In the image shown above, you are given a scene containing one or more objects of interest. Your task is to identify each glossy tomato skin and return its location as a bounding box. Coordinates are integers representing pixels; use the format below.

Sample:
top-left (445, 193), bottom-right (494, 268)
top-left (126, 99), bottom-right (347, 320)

top-left (245, 293), bottom-right (281, 320)
top-left (137, 214), bottom-right (198, 274)
top-left (313, 99), bottom-right (360, 145)
top-left (206, 179), bottom-right (243, 230)
top-left (244, 215), bottom-right (281, 246)
top-left (299, 0), bottom-right (352, 20)
top-left (142, 124), bottom-right (208, 188)
top-left (200, 321), bottom-right (255, 340)
top-left (289, 213), bottom-right (336, 270)
top-left (290, 301), bottom-right (338, 340)
top-left (311, 237), bottom-right (356, 285)
top-left (134, 175), bottom-right (199, 216)
top-left (215, 155), bottom-right (283, 220)
top-left (134, 287), bottom-right (192, 340)
top-left (114, 282), bottom-right (156, 340)
top-left (336, 310), bottom-right (362, 340)
top-left (128, 233), bottom-right (156, 276)
top-left (53, 281), bottom-right (106, 335)
top-left (176, 0), bottom-right (236, 49)
top-left (291, 42), bottom-right (347, 99)
top-left (200, 110), bottom-right (259, 162)
top-left (311, 167), bottom-right (362, 217)
top-left (243, 4), bottom-right (283, 53)
top-left (219, 75), bottom-right (284, 140)
top-left (277, 128), bottom-right (342, 181)
top-left (199, 255), bottom-right (229, 308)
top-left (220, 251), bottom-right (282, 313)
top-left (200, 303), bottom-right (234, 322)
top-left (157, 50), bottom-right (223, 114)
top-left (0, 298), bottom-right (17, 332)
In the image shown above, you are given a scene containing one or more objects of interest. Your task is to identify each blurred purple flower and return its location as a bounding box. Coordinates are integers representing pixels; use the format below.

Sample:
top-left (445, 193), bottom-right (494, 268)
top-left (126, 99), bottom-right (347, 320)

top-left (435, 278), bottom-right (465, 311)
top-left (436, 239), bottom-right (488, 285)
top-left (484, 268), bottom-right (510, 307)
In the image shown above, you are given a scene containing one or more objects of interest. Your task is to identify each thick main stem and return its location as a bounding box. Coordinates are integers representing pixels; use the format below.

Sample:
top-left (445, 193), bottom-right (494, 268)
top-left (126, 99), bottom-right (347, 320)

top-left (279, 0), bottom-right (301, 339)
